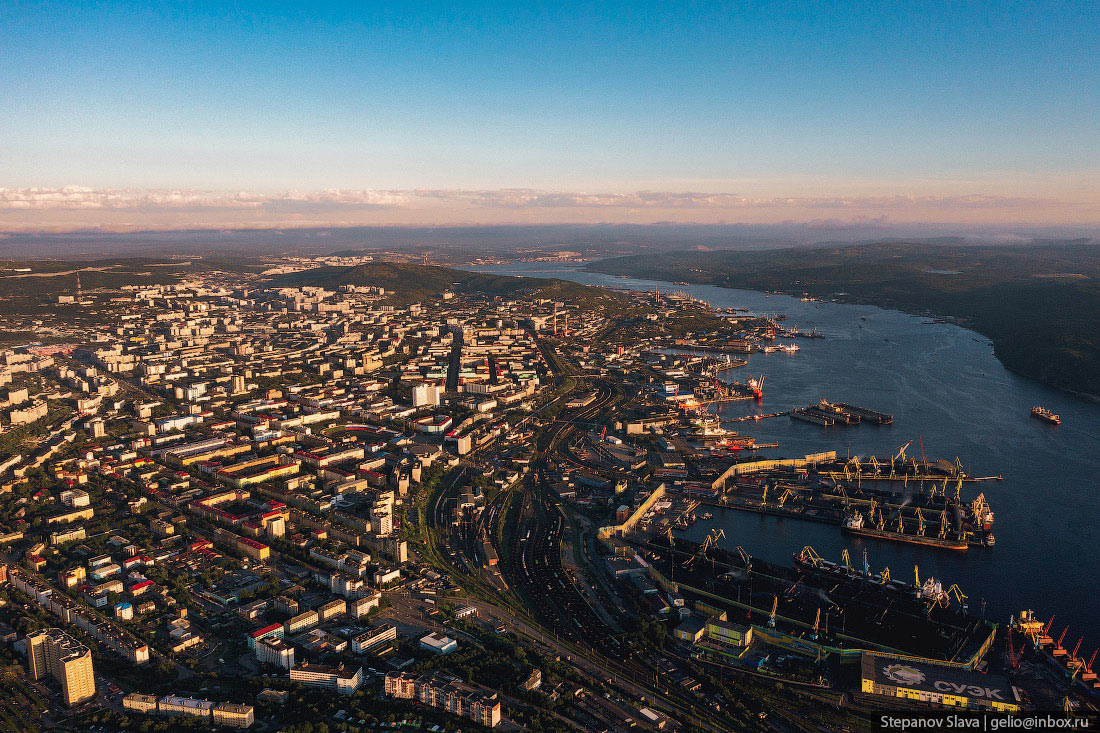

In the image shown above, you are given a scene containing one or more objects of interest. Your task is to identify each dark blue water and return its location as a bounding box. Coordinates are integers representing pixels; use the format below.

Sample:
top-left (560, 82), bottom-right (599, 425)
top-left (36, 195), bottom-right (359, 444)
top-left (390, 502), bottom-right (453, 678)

top-left (470, 262), bottom-right (1100, 646)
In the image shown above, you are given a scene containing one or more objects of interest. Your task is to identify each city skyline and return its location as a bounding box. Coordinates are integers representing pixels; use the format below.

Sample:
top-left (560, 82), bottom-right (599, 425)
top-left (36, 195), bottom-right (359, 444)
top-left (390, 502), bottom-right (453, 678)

top-left (3, 1), bottom-right (1098, 231)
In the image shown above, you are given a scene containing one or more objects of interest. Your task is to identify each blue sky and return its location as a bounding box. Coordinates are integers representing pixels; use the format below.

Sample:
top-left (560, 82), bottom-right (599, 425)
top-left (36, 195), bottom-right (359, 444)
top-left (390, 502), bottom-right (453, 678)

top-left (1, 1), bottom-right (1097, 228)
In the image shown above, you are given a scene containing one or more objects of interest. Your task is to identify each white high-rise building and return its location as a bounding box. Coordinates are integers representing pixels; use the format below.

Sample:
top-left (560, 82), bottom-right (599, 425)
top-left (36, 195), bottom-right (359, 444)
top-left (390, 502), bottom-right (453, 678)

top-left (412, 383), bottom-right (441, 407)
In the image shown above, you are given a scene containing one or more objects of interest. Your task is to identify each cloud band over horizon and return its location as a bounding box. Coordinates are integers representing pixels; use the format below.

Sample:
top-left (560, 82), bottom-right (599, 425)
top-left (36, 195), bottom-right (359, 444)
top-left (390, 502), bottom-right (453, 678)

top-left (2, 186), bottom-right (1094, 233)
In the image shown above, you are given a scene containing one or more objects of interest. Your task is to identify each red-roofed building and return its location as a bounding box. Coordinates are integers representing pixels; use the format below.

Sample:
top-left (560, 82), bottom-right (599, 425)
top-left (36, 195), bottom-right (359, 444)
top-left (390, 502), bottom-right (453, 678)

top-left (247, 623), bottom-right (284, 649)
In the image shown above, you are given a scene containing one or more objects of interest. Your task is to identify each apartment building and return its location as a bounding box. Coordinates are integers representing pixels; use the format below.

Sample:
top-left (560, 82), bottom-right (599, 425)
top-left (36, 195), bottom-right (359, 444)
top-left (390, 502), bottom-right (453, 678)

top-left (27, 629), bottom-right (96, 706)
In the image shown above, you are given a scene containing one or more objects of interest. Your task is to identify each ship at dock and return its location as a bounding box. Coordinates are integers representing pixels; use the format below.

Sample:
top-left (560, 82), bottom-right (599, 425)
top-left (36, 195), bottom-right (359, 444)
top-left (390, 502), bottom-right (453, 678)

top-left (701, 453), bottom-right (998, 550)
top-left (793, 546), bottom-right (966, 609)
top-left (841, 509), bottom-right (970, 551)
top-left (1009, 610), bottom-right (1100, 696)
top-left (1031, 406), bottom-right (1061, 425)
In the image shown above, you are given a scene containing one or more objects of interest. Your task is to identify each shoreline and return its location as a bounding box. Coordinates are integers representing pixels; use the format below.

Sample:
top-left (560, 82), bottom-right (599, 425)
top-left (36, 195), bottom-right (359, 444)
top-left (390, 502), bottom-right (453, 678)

top-left (579, 262), bottom-right (1100, 404)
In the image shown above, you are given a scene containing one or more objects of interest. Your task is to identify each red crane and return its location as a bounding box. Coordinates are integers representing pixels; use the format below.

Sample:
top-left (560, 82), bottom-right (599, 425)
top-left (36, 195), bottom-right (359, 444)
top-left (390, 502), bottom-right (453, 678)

top-left (1054, 627), bottom-right (1069, 656)
top-left (1006, 630), bottom-right (1023, 669)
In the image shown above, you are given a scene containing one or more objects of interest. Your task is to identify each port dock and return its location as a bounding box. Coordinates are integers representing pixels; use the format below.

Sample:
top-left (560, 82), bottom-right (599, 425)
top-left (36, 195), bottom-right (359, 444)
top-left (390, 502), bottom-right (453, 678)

top-left (791, 400), bottom-right (893, 427)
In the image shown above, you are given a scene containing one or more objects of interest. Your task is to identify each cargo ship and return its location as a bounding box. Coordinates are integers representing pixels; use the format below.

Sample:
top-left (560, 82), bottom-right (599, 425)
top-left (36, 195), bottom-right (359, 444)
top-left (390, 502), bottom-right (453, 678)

top-left (793, 547), bottom-right (963, 609)
top-left (1030, 406), bottom-right (1061, 425)
top-left (841, 510), bottom-right (969, 551)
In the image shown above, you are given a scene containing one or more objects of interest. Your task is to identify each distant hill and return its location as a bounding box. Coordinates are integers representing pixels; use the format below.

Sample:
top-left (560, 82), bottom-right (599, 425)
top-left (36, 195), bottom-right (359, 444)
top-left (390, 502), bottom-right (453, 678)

top-left (587, 242), bottom-right (1100, 397)
top-left (270, 261), bottom-right (625, 306)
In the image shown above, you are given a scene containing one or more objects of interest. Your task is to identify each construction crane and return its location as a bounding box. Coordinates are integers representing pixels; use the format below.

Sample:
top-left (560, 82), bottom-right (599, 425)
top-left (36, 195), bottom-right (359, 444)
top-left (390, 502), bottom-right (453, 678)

top-left (768, 594), bottom-right (778, 628)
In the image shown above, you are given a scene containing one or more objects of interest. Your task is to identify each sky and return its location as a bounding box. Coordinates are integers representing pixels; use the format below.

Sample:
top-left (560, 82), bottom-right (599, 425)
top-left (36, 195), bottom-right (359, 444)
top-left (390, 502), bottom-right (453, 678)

top-left (1, 1), bottom-right (1098, 231)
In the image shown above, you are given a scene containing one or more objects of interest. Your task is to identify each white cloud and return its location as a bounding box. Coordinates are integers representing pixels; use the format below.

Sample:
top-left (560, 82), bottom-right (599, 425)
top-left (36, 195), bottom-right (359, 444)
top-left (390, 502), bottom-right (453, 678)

top-left (0, 186), bottom-right (1059, 214)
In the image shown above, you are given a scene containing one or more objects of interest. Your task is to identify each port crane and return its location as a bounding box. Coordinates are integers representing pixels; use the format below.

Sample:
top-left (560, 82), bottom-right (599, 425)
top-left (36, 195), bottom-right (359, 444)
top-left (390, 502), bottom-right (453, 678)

top-left (1067, 637), bottom-right (1084, 673)
top-left (799, 545), bottom-right (824, 568)
top-left (664, 527), bottom-right (678, 579)
top-left (777, 488), bottom-right (794, 507)
top-left (1006, 629), bottom-right (1024, 669)
top-left (685, 528), bottom-right (725, 570)
top-left (810, 608), bottom-right (821, 640)
top-left (915, 507), bottom-right (926, 536)
top-left (943, 584), bottom-right (967, 611)
top-left (841, 549), bottom-right (853, 575)
top-left (1053, 627), bottom-right (1069, 657)
top-left (1082, 650), bottom-right (1098, 683)
top-left (891, 441), bottom-right (912, 477)
top-left (768, 594), bottom-right (778, 628)
top-left (734, 545), bottom-right (752, 571)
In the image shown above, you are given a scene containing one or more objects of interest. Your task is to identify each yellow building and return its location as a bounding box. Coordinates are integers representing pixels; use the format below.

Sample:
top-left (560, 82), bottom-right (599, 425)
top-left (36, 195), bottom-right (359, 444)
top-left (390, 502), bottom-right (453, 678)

top-left (213, 702), bottom-right (256, 728)
top-left (27, 629), bottom-right (96, 706)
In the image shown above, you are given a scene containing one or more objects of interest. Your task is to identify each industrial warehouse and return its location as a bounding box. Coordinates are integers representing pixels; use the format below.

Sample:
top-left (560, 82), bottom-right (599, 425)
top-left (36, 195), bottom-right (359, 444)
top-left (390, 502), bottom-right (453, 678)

top-left (860, 654), bottom-right (1021, 713)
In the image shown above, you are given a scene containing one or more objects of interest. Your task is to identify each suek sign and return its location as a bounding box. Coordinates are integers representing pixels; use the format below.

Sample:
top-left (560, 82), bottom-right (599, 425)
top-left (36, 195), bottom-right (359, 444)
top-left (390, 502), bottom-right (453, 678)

top-left (881, 664), bottom-right (1006, 701)
top-left (931, 681), bottom-right (1006, 701)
